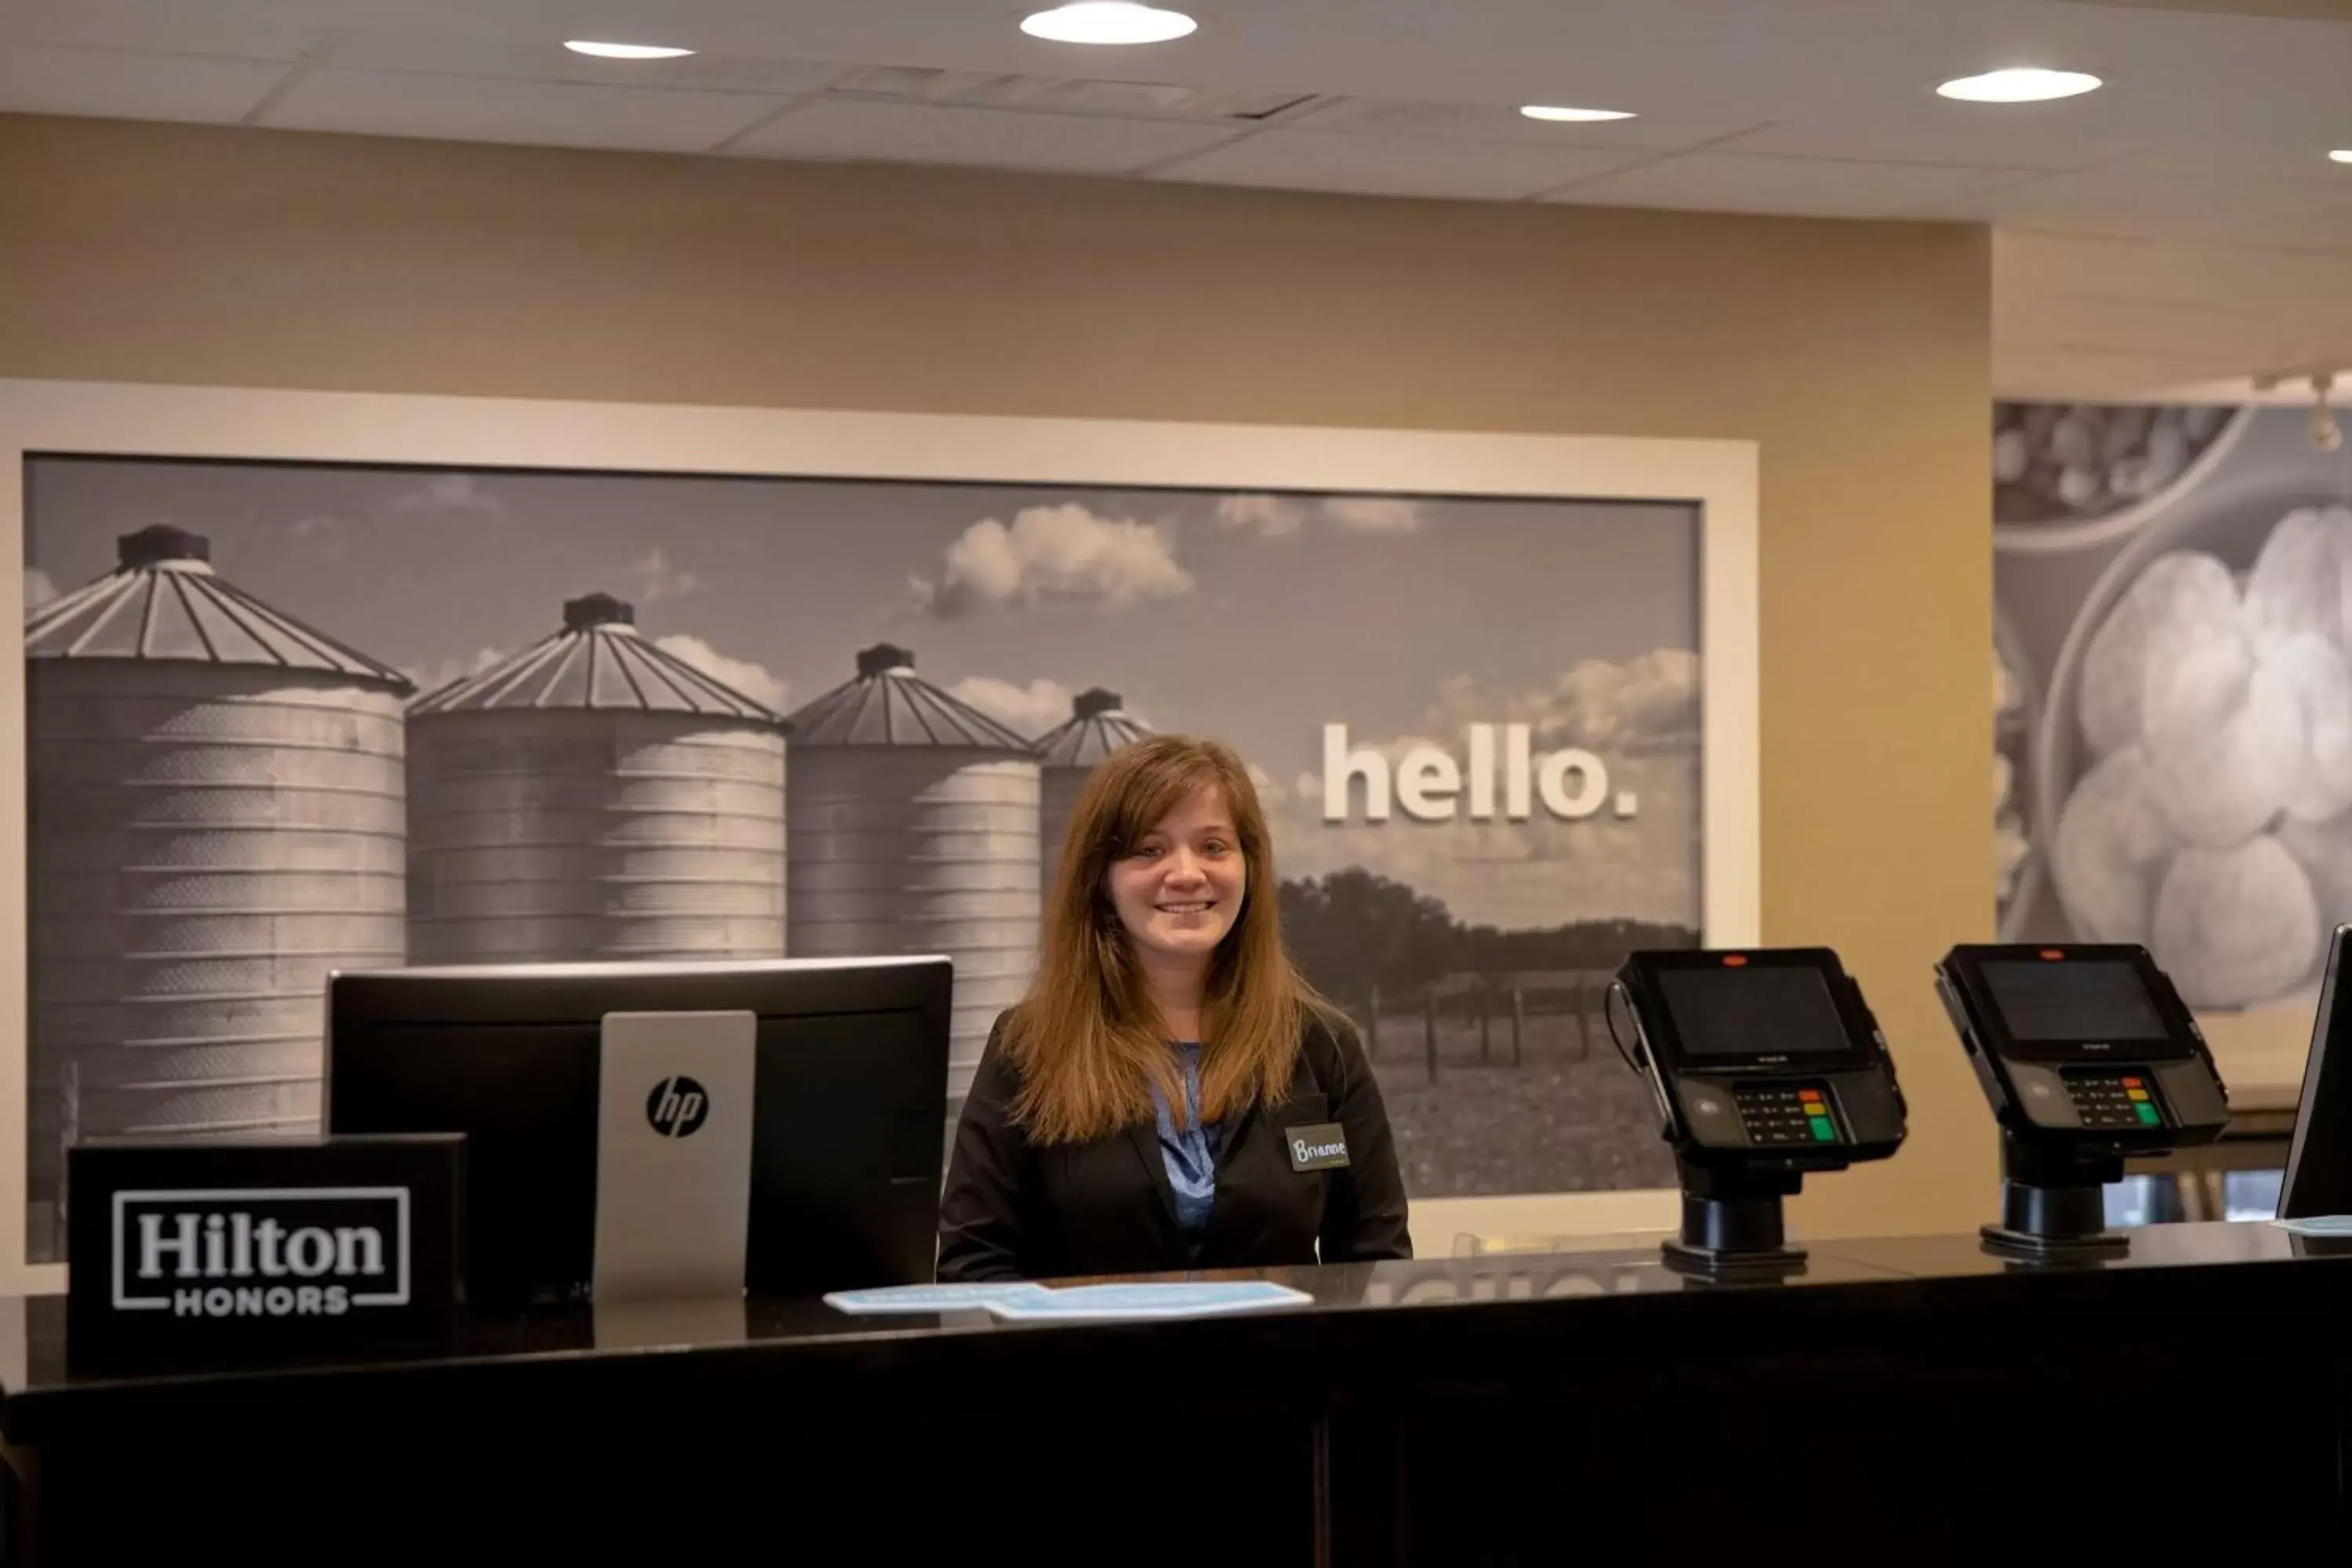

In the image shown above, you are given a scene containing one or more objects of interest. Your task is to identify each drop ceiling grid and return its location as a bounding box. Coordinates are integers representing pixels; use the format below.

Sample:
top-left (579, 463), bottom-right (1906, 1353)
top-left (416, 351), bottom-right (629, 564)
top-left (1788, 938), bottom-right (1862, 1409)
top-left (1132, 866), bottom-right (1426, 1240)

top-left (262, 67), bottom-right (798, 153)
top-left (727, 96), bottom-right (1257, 174)
top-left (0, 42), bottom-right (296, 124)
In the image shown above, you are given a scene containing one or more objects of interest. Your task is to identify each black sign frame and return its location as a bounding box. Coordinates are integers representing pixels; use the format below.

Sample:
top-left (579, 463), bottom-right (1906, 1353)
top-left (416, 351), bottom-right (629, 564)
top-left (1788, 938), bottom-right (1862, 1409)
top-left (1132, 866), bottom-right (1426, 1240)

top-left (67, 1134), bottom-right (463, 1374)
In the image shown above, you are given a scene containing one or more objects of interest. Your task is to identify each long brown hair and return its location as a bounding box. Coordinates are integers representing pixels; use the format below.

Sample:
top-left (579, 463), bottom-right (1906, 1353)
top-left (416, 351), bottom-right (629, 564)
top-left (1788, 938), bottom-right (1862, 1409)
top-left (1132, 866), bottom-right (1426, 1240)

top-left (1005, 735), bottom-right (1320, 1144)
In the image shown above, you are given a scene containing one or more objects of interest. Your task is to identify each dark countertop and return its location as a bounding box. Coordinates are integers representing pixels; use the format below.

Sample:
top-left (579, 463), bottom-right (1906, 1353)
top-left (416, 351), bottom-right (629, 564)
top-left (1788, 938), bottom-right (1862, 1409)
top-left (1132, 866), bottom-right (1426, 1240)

top-left (7, 1219), bottom-right (2348, 1444)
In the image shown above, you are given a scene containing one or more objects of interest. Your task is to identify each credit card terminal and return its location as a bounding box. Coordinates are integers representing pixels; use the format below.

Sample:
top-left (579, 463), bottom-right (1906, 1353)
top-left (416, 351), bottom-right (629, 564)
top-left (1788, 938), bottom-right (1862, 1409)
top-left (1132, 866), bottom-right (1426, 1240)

top-left (1935, 943), bottom-right (2229, 1258)
top-left (1612, 948), bottom-right (1907, 1275)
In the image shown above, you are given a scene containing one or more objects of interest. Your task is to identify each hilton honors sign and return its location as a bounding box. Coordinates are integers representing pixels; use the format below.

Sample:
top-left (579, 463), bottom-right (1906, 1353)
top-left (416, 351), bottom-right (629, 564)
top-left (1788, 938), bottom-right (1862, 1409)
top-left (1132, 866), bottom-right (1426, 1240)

top-left (68, 1137), bottom-right (462, 1371)
top-left (114, 1189), bottom-right (409, 1318)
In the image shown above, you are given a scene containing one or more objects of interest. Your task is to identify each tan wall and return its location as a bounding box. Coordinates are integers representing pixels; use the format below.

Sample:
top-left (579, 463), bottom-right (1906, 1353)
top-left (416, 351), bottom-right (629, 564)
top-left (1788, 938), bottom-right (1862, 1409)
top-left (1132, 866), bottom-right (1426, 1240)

top-left (0, 112), bottom-right (1994, 1240)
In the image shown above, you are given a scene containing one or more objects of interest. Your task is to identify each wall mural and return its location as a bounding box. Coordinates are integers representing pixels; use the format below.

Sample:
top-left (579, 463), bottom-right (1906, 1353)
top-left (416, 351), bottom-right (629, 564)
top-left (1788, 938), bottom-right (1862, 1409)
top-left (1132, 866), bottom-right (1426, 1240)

top-left (24, 458), bottom-right (1704, 1264)
top-left (1994, 401), bottom-right (2352, 1093)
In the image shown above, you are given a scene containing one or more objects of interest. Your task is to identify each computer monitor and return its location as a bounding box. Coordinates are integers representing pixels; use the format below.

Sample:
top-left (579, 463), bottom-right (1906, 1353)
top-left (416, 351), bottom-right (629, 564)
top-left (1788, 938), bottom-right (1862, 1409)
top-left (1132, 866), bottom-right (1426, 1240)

top-left (325, 956), bottom-right (951, 1305)
top-left (2281, 927), bottom-right (2352, 1219)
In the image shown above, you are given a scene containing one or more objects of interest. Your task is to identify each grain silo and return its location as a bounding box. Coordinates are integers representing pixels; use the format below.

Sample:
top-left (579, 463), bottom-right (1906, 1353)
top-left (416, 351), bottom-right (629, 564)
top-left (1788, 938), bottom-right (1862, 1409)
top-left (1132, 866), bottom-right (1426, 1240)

top-left (25, 524), bottom-right (410, 1263)
top-left (1034, 688), bottom-right (1154, 890)
top-left (785, 644), bottom-right (1040, 1104)
top-left (405, 593), bottom-right (788, 964)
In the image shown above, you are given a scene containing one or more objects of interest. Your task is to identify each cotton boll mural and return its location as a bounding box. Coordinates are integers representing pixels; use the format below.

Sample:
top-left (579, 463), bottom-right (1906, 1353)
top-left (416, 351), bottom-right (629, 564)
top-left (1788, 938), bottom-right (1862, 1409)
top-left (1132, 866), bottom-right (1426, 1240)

top-left (2150, 840), bottom-right (2318, 1009)
top-left (1998, 399), bottom-right (2352, 1096)
top-left (2077, 551), bottom-right (2242, 760)
top-left (2052, 744), bottom-right (2178, 945)
top-left (2056, 510), bottom-right (2352, 999)
top-left (1994, 613), bottom-right (2037, 933)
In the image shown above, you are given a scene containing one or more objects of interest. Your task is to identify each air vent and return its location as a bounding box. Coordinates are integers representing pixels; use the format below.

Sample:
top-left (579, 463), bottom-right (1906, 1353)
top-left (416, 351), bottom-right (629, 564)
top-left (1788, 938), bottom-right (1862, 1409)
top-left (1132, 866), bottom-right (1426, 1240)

top-left (826, 65), bottom-right (1318, 122)
top-left (826, 65), bottom-right (998, 100)
top-left (1295, 100), bottom-right (1523, 136)
top-left (654, 56), bottom-right (844, 94)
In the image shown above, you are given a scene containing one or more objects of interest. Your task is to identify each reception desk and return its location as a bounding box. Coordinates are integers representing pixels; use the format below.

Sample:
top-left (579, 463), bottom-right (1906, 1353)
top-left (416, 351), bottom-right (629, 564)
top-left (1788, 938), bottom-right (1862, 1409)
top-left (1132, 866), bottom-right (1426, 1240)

top-left (4, 1221), bottom-right (2347, 1563)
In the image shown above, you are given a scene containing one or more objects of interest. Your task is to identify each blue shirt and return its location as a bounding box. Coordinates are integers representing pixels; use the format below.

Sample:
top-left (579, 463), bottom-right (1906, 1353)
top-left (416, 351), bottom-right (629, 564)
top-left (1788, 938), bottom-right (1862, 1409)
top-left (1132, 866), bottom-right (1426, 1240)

top-left (1149, 1042), bottom-right (1224, 1238)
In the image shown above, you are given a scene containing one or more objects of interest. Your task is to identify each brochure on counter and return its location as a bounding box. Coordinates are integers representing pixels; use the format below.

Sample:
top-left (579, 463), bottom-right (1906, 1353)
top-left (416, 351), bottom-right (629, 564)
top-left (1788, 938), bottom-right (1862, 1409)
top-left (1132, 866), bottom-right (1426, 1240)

top-left (826, 1279), bottom-right (1313, 1321)
top-left (2270, 1215), bottom-right (2352, 1236)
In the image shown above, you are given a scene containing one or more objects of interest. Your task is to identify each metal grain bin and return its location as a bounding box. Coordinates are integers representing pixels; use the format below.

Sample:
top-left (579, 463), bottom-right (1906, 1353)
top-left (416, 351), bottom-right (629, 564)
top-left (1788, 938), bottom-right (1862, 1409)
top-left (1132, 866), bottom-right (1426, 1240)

top-left (784, 644), bottom-right (1040, 1102)
top-left (1034, 688), bottom-right (1154, 891)
top-left (406, 593), bottom-right (788, 965)
top-left (25, 524), bottom-right (411, 1262)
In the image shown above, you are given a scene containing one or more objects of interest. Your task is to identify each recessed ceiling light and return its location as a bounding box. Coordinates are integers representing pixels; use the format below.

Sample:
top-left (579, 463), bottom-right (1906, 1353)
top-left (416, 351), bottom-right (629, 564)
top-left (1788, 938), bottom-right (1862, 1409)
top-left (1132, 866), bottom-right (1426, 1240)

top-left (563, 41), bottom-right (695, 60)
top-left (1519, 105), bottom-right (1637, 123)
top-left (1936, 67), bottom-right (2103, 103)
top-left (2332, 150), bottom-right (2352, 165)
top-left (1019, 2), bottom-right (1197, 45)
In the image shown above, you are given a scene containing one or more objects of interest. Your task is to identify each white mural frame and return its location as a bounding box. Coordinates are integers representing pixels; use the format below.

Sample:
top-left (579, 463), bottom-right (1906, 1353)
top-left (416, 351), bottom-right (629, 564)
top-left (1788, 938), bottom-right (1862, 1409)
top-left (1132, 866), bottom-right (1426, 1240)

top-left (0, 376), bottom-right (1759, 1292)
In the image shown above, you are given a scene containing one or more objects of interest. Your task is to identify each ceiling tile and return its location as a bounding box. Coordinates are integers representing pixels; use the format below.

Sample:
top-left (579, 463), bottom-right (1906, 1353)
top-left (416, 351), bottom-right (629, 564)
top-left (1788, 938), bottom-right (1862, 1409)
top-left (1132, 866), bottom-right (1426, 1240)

top-left (0, 2), bottom-right (328, 61)
top-left (1717, 104), bottom-right (2147, 172)
top-left (1998, 230), bottom-right (2352, 334)
top-left (262, 69), bottom-right (783, 153)
top-left (1992, 225), bottom-right (2352, 395)
top-left (2042, 1), bottom-right (2352, 17)
top-left (1997, 292), bottom-right (2314, 368)
top-left (728, 99), bottom-right (1243, 173)
top-left (0, 43), bottom-right (287, 122)
top-left (324, 34), bottom-right (840, 96)
top-left (2230, 204), bottom-right (2352, 249)
top-left (822, 65), bottom-right (1312, 121)
top-left (1544, 151), bottom-right (2033, 219)
top-left (1155, 129), bottom-right (1646, 201)
top-left (1995, 344), bottom-right (2266, 402)
top-left (1279, 97), bottom-right (1749, 151)
top-left (1926, 165), bottom-right (2352, 242)
top-left (2122, 142), bottom-right (2352, 180)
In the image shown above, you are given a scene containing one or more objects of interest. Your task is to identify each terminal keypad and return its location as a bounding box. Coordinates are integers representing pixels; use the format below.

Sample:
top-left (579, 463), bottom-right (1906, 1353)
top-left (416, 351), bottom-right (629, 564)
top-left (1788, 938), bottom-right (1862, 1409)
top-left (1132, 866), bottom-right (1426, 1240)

top-left (1733, 1082), bottom-right (1841, 1146)
top-left (2063, 1069), bottom-right (2165, 1130)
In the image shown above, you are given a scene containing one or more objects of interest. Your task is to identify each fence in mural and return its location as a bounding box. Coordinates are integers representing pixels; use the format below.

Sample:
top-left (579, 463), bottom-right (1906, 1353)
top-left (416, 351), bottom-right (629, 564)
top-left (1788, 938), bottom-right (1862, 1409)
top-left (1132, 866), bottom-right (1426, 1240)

top-left (1353, 971), bottom-right (1612, 1082)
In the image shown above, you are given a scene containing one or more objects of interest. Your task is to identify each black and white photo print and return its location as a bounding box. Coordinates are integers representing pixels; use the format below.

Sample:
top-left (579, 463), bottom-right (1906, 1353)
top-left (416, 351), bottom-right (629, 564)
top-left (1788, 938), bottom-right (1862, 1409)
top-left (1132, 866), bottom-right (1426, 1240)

top-left (25, 456), bottom-right (1704, 1261)
top-left (1994, 401), bottom-right (2352, 1099)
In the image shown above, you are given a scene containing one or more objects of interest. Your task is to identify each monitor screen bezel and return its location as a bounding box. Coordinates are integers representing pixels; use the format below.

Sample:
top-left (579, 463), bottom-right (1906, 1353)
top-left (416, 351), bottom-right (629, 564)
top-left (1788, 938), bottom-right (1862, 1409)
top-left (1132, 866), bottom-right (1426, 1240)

top-left (2279, 925), bottom-right (2352, 1219)
top-left (324, 955), bottom-right (950, 1030)
top-left (1621, 947), bottom-right (1878, 1074)
top-left (321, 956), bottom-right (956, 1305)
top-left (1940, 943), bottom-right (2198, 1066)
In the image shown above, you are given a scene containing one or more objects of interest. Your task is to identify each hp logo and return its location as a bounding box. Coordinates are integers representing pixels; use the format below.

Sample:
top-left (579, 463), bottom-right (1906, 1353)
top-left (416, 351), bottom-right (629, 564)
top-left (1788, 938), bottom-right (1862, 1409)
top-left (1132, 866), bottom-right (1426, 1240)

top-left (645, 1076), bottom-right (710, 1138)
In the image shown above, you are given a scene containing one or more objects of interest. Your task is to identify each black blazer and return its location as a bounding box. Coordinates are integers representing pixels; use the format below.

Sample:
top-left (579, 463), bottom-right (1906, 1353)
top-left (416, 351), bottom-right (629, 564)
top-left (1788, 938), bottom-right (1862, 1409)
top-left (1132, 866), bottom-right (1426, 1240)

top-left (937, 1011), bottom-right (1412, 1282)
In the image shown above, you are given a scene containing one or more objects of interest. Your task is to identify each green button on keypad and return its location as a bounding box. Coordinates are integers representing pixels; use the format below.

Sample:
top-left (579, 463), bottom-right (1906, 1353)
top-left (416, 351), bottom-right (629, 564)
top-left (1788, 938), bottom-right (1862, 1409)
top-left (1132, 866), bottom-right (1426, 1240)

top-left (1809, 1117), bottom-right (1836, 1141)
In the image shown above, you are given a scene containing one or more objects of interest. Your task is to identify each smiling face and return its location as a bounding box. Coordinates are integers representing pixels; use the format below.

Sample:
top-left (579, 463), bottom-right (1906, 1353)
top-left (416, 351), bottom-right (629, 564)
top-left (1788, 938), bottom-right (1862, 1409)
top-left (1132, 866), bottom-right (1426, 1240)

top-left (1103, 783), bottom-right (1247, 972)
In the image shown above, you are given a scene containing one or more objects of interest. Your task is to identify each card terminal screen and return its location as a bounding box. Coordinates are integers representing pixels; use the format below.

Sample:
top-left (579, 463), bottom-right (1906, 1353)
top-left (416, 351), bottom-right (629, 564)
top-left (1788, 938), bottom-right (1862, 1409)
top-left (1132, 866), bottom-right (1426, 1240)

top-left (1657, 965), bottom-right (1853, 1059)
top-left (1981, 960), bottom-right (2169, 1043)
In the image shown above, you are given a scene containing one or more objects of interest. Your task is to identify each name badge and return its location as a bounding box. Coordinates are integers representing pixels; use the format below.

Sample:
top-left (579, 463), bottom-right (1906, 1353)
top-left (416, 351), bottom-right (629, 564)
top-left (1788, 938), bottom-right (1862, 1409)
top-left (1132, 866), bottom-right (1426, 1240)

top-left (1286, 1123), bottom-right (1350, 1171)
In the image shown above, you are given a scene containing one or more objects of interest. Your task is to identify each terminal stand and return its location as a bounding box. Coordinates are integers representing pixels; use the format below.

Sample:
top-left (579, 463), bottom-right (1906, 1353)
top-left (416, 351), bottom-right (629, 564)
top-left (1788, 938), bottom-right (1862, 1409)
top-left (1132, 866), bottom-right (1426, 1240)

top-left (1978, 1130), bottom-right (2128, 1261)
top-left (1661, 1157), bottom-right (1808, 1278)
top-left (1610, 948), bottom-right (1909, 1283)
top-left (1935, 944), bottom-right (2228, 1266)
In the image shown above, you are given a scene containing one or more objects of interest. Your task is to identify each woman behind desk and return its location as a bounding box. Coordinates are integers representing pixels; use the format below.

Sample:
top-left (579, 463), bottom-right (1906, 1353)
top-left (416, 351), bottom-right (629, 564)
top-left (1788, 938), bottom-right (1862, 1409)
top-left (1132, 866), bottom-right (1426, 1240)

top-left (938, 736), bottom-right (1410, 1281)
